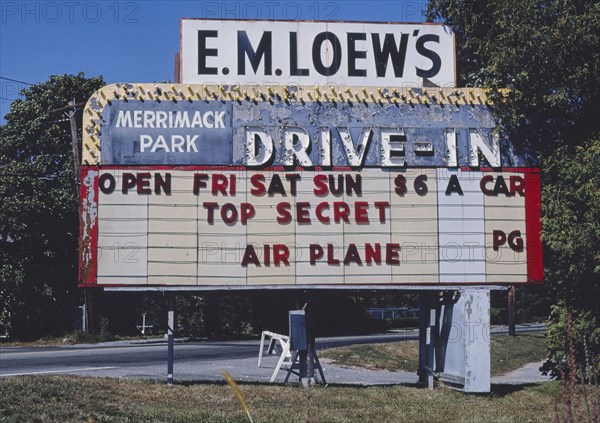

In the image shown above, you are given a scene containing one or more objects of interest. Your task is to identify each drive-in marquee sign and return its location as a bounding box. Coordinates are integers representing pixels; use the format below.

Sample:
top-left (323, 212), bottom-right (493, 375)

top-left (78, 82), bottom-right (542, 288)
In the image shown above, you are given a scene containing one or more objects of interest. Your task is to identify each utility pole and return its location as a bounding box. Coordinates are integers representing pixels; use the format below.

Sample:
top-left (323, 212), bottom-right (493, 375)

top-left (54, 100), bottom-right (93, 332)
top-left (51, 100), bottom-right (85, 186)
top-left (508, 285), bottom-right (516, 336)
top-left (67, 99), bottom-right (81, 184)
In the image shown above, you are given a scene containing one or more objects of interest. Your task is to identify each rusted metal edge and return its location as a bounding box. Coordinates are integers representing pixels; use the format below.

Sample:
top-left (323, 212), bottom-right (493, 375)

top-left (78, 167), bottom-right (98, 286)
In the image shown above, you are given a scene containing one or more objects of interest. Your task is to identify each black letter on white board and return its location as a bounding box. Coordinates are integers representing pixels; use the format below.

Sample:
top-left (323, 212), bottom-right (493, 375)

top-left (416, 34), bottom-right (442, 78)
top-left (445, 174), bottom-right (464, 196)
top-left (290, 32), bottom-right (309, 76)
top-left (372, 33), bottom-right (409, 77)
top-left (312, 32), bottom-right (342, 76)
top-left (348, 33), bottom-right (367, 77)
top-left (198, 30), bottom-right (218, 75)
top-left (238, 31), bottom-right (272, 75)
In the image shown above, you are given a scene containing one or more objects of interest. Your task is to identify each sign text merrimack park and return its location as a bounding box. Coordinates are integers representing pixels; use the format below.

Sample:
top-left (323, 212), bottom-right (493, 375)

top-left (78, 83), bottom-right (542, 288)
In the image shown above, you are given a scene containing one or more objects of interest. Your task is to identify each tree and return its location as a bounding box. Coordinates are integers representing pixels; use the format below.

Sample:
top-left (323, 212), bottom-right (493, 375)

top-left (541, 138), bottom-right (600, 378)
top-left (426, 0), bottom-right (600, 156)
top-left (427, 0), bottom-right (600, 378)
top-left (0, 73), bottom-right (104, 339)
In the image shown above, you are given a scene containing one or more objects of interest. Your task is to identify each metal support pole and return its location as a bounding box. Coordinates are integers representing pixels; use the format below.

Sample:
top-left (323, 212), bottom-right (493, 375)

top-left (167, 294), bottom-right (175, 385)
top-left (508, 285), bottom-right (516, 336)
top-left (79, 304), bottom-right (87, 332)
top-left (83, 288), bottom-right (93, 333)
top-left (418, 293), bottom-right (436, 389)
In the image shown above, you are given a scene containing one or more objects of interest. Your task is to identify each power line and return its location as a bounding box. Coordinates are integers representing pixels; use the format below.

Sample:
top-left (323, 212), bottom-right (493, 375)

top-left (0, 96), bottom-right (16, 101)
top-left (0, 77), bottom-right (33, 85)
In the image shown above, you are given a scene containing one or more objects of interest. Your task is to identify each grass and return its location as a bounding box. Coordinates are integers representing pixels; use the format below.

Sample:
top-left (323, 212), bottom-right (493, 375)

top-left (0, 337), bottom-right (71, 348)
top-left (319, 333), bottom-right (547, 376)
top-left (490, 333), bottom-right (547, 375)
top-left (0, 375), bottom-right (566, 422)
top-left (0, 334), bottom-right (159, 348)
top-left (320, 340), bottom-right (421, 373)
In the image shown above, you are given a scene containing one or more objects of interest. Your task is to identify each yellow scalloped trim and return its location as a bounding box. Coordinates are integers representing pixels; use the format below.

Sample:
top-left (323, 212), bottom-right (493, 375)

top-left (82, 83), bottom-right (508, 165)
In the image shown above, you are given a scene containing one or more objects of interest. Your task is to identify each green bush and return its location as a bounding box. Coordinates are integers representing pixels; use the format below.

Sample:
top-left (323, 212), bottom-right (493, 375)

top-left (66, 318), bottom-right (115, 344)
top-left (542, 305), bottom-right (600, 381)
top-left (490, 307), bottom-right (508, 325)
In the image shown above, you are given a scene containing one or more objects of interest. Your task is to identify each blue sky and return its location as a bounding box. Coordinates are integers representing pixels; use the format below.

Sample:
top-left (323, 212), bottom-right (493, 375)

top-left (0, 1), bottom-right (429, 121)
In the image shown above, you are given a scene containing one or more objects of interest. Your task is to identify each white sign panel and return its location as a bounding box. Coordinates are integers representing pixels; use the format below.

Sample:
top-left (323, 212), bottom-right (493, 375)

top-left (86, 168), bottom-right (538, 287)
top-left (180, 19), bottom-right (456, 87)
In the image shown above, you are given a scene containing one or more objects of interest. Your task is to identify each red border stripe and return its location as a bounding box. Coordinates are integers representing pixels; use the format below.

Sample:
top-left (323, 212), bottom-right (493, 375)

top-left (525, 172), bottom-right (543, 283)
top-left (78, 167), bottom-right (99, 287)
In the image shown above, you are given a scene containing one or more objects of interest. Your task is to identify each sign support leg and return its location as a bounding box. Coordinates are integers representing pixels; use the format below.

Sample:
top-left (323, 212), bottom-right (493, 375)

top-left (418, 293), bottom-right (436, 388)
top-left (84, 288), bottom-right (94, 333)
top-left (167, 293), bottom-right (175, 385)
top-left (460, 289), bottom-right (491, 392)
top-left (508, 285), bottom-right (516, 336)
top-left (204, 293), bottom-right (221, 340)
top-left (419, 289), bottom-right (491, 392)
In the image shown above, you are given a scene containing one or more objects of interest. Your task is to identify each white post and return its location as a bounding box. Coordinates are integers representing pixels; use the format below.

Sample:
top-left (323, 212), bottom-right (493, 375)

top-left (419, 289), bottom-right (491, 393)
top-left (80, 304), bottom-right (87, 332)
top-left (462, 289), bottom-right (491, 392)
top-left (436, 288), bottom-right (491, 393)
top-left (167, 294), bottom-right (175, 385)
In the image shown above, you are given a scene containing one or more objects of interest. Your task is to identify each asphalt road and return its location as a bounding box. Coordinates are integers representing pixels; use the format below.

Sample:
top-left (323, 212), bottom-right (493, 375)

top-left (0, 332), bottom-right (415, 378)
top-left (0, 323), bottom-right (546, 384)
